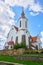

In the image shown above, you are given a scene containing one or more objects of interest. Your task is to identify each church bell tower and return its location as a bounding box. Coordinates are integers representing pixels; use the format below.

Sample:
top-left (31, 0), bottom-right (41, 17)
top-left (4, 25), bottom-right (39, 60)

top-left (18, 9), bottom-right (28, 30)
top-left (15, 9), bottom-right (30, 48)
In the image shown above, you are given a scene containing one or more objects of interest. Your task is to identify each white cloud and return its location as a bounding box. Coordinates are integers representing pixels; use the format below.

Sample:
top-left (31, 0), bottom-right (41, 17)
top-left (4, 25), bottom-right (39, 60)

top-left (4, 0), bottom-right (43, 16)
top-left (5, 0), bottom-right (35, 8)
top-left (0, 35), bottom-right (6, 40)
top-left (6, 6), bottom-right (15, 18)
top-left (29, 3), bottom-right (43, 12)
top-left (0, 0), bottom-right (15, 47)
top-left (41, 31), bottom-right (43, 37)
top-left (0, 25), bottom-right (10, 36)
top-left (5, 0), bottom-right (28, 7)
top-left (40, 31), bottom-right (43, 43)
top-left (0, 1), bottom-right (15, 18)
top-left (30, 12), bottom-right (39, 16)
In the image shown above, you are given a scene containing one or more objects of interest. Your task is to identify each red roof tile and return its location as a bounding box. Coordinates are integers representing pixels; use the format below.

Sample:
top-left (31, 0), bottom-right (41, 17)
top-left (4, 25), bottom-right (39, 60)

top-left (8, 41), bottom-right (14, 45)
top-left (30, 36), bottom-right (37, 43)
top-left (14, 26), bottom-right (18, 31)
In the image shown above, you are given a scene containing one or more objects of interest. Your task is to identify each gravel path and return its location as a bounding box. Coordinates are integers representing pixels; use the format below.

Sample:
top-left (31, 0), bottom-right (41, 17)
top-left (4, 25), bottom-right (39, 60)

top-left (0, 61), bottom-right (23, 65)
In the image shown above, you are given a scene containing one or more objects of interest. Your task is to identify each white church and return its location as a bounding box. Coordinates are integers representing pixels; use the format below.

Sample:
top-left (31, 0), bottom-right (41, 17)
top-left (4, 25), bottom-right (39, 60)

top-left (5, 10), bottom-right (41, 50)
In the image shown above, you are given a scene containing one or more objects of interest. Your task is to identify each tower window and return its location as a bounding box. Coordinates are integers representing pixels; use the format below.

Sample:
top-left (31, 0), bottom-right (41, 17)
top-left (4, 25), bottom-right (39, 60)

top-left (11, 36), bottom-right (13, 41)
top-left (20, 21), bottom-right (21, 27)
top-left (25, 21), bottom-right (27, 28)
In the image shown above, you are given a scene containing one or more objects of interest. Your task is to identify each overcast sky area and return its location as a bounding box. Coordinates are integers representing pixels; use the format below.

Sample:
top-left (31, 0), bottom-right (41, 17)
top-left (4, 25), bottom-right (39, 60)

top-left (0, 0), bottom-right (43, 50)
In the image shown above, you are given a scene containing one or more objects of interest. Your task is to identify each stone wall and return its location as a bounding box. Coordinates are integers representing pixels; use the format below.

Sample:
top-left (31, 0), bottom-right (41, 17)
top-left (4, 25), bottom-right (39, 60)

top-left (13, 55), bottom-right (43, 62)
top-left (0, 49), bottom-right (43, 62)
top-left (0, 50), bottom-right (14, 55)
top-left (0, 48), bottom-right (25, 56)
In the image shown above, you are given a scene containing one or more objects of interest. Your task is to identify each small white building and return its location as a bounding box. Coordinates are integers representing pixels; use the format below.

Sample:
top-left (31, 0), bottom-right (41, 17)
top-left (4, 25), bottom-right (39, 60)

top-left (5, 10), bottom-right (41, 50)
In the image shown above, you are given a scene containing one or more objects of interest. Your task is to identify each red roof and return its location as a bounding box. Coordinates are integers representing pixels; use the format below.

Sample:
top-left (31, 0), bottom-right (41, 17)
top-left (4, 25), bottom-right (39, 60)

top-left (30, 36), bottom-right (37, 43)
top-left (8, 41), bottom-right (14, 45)
top-left (14, 26), bottom-right (18, 31)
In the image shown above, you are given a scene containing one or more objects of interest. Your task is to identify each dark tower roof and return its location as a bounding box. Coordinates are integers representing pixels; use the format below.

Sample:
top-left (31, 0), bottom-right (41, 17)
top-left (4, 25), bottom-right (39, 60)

top-left (21, 9), bottom-right (25, 18)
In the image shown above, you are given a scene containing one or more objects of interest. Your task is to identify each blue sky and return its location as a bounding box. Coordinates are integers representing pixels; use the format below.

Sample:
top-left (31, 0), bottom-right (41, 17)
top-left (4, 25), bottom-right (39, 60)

top-left (0, 0), bottom-right (43, 49)
top-left (12, 6), bottom-right (43, 36)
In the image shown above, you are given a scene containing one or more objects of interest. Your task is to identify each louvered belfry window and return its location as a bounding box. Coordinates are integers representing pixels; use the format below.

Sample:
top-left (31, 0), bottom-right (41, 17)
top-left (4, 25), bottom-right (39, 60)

top-left (25, 21), bottom-right (27, 28)
top-left (20, 21), bottom-right (21, 27)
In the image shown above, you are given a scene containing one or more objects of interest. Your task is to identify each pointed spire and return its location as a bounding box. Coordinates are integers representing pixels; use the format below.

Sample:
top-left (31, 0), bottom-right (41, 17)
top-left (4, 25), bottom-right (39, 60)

top-left (21, 8), bottom-right (25, 18)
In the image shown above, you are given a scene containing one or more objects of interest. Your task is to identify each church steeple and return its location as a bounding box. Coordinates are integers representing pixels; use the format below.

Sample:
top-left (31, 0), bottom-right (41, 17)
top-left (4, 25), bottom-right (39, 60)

top-left (18, 8), bottom-right (28, 30)
top-left (21, 9), bottom-right (25, 18)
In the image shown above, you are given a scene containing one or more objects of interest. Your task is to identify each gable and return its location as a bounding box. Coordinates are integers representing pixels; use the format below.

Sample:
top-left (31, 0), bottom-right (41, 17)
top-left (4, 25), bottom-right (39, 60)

top-left (14, 26), bottom-right (18, 31)
top-left (30, 36), bottom-right (37, 43)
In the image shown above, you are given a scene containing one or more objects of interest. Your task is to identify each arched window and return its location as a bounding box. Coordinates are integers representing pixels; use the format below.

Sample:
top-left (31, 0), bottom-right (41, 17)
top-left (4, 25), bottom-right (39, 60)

top-left (20, 21), bottom-right (21, 27)
top-left (22, 35), bottom-right (26, 44)
top-left (16, 36), bottom-right (18, 43)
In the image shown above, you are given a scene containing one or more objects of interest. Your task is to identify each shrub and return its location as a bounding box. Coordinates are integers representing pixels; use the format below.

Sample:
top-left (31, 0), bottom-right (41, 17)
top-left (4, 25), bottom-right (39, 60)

top-left (20, 42), bottom-right (27, 49)
top-left (14, 42), bottom-right (27, 49)
top-left (14, 43), bottom-right (20, 49)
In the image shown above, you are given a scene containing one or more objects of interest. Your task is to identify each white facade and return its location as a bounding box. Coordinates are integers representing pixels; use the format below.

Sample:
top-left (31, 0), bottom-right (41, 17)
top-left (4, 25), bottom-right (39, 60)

top-left (37, 36), bottom-right (41, 49)
top-left (5, 10), bottom-right (41, 50)
top-left (7, 25), bottom-right (17, 44)
top-left (16, 30), bottom-right (30, 47)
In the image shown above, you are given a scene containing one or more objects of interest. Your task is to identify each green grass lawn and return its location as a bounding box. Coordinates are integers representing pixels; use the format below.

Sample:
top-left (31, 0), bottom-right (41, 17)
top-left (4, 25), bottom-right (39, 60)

top-left (0, 56), bottom-right (43, 65)
top-left (22, 53), bottom-right (43, 57)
